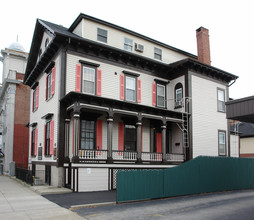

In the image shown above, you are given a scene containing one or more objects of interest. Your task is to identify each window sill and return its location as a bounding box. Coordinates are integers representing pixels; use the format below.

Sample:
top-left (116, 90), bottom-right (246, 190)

top-left (44, 155), bottom-right (52, 158)
top-left (174, 105), bottom-right (183, 109)
top-left (46, 95), bottom-right (54, 102)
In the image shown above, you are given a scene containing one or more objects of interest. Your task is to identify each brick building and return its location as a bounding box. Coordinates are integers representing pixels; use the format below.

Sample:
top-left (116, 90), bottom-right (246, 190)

top-left (0, 43), bottom-right (30, 174)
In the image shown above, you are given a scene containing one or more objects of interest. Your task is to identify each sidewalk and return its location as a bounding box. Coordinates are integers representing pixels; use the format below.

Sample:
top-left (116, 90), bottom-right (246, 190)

top-left (0, 175), bottom-right (85, 220)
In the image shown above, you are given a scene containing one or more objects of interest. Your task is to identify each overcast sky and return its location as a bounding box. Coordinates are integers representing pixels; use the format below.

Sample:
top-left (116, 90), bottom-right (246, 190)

top-left (1, 0), bottom-right (253, 99)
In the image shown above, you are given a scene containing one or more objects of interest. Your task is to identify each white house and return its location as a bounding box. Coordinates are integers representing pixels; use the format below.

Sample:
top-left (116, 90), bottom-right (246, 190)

top-left (24, 14), bottom-right (238, 191)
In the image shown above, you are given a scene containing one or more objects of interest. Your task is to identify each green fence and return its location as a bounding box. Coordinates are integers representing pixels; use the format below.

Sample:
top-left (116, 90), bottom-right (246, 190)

top-left (117, 156), bottom-right (254, 202)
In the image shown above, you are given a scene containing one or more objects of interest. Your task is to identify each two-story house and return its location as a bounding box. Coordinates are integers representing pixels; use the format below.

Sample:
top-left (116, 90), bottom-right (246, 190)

top-left (24, 14), bottom-right (238, 191)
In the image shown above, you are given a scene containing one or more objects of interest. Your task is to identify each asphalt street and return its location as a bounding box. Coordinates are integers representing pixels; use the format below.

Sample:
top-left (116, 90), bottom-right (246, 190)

top-left (73, 189), bottom-right (254, 220)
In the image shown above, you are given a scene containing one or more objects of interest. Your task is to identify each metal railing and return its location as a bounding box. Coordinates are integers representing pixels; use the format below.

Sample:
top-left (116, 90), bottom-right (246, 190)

top-left (112, 151), bottom-right (137, 161)
top-left (79, 149), bottom-right (108, 160)
top-left (141, 152), bottom-right (162, 161)
top-left (15, 167), bottom-right (33, 185)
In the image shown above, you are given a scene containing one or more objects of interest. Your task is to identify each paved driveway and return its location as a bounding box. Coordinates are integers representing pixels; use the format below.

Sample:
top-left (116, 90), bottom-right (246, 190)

top-left (43, 190), bottom-right (116, 208)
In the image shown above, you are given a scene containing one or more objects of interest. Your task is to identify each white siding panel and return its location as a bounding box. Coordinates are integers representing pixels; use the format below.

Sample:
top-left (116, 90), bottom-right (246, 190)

top-left (230, 134), bottom-right (239, 157)
top-left (142, 119), bottom-right (150, 152)
top-left (171, 123), bottom-right (183, 154)
top-left (191, 74), bottom-right (228, 158)
top-left (80, 19), bottom-right (189, 64)
top-left (240, 137), bottom-right (254, 154)
top-left (29, 54), bottom-right (61, 163)
top-left (78, 168), bottom-right (108, 192)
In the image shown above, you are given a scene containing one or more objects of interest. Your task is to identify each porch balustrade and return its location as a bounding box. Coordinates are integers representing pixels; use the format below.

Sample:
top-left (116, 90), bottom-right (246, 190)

top-left (77, 149), bottom-right (184, 163)
top-left (79, 149), bottom-right (107, 160)
top-left (141, 152), bottom-right (162, 161)
top-left (112, 151), bottom-right (137, 161)
top-left (166, 153), bottom-right (185, 162)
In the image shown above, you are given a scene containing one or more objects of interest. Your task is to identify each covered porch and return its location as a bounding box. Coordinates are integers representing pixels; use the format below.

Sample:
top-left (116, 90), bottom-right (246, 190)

top-left (61, 92), bottom-right (189, 165)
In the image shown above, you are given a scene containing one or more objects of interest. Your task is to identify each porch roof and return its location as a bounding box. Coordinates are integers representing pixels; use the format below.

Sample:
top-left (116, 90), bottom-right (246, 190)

top-left (61, 92), bottom-right (184, 122)
top-left (226, 95), bottom-right (254, 123)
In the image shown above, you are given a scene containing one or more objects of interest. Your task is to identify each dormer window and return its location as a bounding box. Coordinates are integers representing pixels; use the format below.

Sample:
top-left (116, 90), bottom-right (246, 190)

top-left (97, 28), bottom-right (107, 43)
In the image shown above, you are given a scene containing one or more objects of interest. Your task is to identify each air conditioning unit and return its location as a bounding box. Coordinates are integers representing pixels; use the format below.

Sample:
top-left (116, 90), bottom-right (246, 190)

top-left (175, 101), bottom-right (183, 108)
top-left (135, 43), bottom-right (144, 52)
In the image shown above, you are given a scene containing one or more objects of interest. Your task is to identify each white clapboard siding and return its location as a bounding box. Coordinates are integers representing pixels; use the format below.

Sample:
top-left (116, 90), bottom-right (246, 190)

top-left (74, 18), bottom-right (190, 64)
top-left (191, 73), bottom-right (228, 158)
top-left (78, 168), bottom-right (108, 192)
top-left (29, 52), bottom-right (61, 162)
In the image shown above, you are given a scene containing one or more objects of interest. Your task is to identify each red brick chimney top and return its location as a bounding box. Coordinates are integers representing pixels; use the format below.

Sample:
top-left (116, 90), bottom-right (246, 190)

top-left (196, 27), bottom-right (211, 65)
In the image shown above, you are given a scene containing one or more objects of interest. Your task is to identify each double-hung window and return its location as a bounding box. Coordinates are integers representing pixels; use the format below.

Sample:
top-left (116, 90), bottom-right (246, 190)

top-left (218, 130), bottom-right (226, 156)
top-left (97, 28), bottom-right (107, 43)
top-left (80, 120), bottom-right (96, 150)
top-left (32, 85), bottom-right (39, 111)
top-left (154, 47), bottom-right (162, 60)
top-left (157, 84), bottom-right (166, 108)
top-left (124, 37), bottom-right (133, 52)
top-left (46, 72), bottom-right (52, 100)
top-left (82, 66), bottom-right (96, 95)
top-left (218, 89), bottom-right (225, 112)
top-left (175, 83), bottom-right (183, 108)
top-left (125, 76), bottom-right (136, 102)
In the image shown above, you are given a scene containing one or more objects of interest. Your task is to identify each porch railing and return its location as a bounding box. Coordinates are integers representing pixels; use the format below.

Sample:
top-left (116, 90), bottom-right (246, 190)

top-left (166, 153), bottom-right (185, 162)
top-left (79, 149), bottom-right (108, 160)
top-left (112, 151), bottom-right (137, 161)
top-left (141, 152), bottom-right (162, 161)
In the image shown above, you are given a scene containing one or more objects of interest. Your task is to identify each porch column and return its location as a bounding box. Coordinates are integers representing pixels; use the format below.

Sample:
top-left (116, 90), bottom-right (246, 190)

top-left (161, 123), bottom-right (167, 163)
top-left (64, 119), bottom-right (70, 162)
top-left (107, 117), bottom-right (113, 163)
top-left (136, 120), bottom-right (142, 163)
top-left (72, 113), bottom-right (80, 163)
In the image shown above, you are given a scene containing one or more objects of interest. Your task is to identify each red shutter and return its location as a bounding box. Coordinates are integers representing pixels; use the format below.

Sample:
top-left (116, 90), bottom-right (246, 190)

top-left (51, 67), bottom-right (56, 95)
top-left (118, 122), bottom-right (124, 151)
top-left (97, 69), bottom-right (102, 96)
top-left (156, 132), bottom-right (162, 153)
top-left (152, 82), bottom-right (156, 106)
top-left (34, 128), bottom-right (38, 156)
top-left (137, 78), bottom-right (141, 103)
top-left (36, 85), bottom-right (39, 109)
top-left (96, 120), bottom-right (103, 150)
top-left (45, 75), bottom-right (48, 100)
top-left (50, 120), bottom-right (54, 155)
top-left (120, 74), bottom-right (125, 100)
top-left (44, 124), bottom-right (46, 155)
top-left (75, 64), bottom-right (81, 92)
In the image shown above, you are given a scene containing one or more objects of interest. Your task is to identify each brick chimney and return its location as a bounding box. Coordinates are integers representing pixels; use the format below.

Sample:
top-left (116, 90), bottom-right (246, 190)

top-left (196, 27), bottom-right (211, 65)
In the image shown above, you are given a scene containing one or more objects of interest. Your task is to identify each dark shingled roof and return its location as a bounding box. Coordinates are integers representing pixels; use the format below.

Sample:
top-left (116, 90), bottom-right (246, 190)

top-left (231, 122), bottom-right (254, 137)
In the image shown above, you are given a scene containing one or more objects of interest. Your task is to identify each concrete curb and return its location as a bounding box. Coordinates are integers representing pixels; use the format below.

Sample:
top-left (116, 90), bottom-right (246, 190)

top-left (70, 201), bottom-right (116, 210)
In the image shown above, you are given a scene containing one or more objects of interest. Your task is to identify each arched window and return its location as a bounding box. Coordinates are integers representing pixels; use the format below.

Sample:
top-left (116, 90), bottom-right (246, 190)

top-left (175, 83), bottom-right (183, 108)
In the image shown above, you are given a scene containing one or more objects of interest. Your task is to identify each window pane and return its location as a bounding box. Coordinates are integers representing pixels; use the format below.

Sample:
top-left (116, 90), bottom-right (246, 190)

top-left (176, 88), bottom-right (182, 101)
top-left (124, 125), bottom-right (136, 151)
top-left (218, 90), bottom-right (225, 101)
top-left (157, 84), bottom-right (165, 96)
top-left (124, 37), bottom-right (133, 51)
top-left (80, 120), bottom-right (95, 150)
top-left (83, 67), bottom-right (95, 95)
top-left (97, 28), bottom-right (107, 43)
top-left (125, 76), bottom-right (136, 102)
top-left (219, 132), bottom-right (226, 155)
top-left (157, 84), bottom-right (165, 107)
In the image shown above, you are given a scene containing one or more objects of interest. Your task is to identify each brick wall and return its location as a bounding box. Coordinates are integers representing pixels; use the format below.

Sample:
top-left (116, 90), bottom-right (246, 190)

top-left (13, 73), bottom-right (30, 169)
